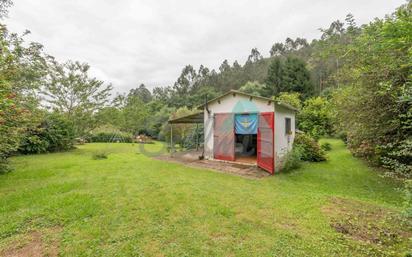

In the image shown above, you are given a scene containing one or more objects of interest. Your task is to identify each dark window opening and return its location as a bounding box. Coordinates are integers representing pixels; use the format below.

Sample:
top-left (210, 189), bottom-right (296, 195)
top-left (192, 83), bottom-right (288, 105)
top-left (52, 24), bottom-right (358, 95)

top-left (285, 118), bottom-right (292, 135)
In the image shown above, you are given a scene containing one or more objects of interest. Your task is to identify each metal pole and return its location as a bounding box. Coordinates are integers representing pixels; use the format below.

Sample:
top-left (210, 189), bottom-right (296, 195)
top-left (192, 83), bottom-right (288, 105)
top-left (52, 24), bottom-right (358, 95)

top-left (170, 124), bottom-right (173, 155)
top-left (196, 123), bottom-right (199, 151)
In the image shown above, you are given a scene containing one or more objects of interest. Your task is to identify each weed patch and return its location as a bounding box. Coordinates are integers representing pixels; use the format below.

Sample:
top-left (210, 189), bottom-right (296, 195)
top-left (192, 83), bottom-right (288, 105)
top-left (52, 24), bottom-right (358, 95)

top-left (323, 197), bottom-right (411, 251)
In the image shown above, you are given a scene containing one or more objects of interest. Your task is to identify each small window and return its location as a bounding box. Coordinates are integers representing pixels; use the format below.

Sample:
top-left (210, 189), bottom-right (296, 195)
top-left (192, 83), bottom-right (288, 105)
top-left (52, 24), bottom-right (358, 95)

top-left (285, 118), bottom-right (292, 135)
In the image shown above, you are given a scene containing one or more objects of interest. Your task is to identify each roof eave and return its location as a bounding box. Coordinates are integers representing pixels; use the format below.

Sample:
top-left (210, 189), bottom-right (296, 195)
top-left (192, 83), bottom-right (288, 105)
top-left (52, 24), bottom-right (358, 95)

top-left (196, 90), bottom-right (298, 112)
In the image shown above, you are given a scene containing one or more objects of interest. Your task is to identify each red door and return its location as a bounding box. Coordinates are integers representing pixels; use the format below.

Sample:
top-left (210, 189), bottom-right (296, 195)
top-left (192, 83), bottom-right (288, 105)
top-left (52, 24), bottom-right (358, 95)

top-left (257, 112), bottom-right (275, 174)
top-left (214, 113), bottom-right (235, 161)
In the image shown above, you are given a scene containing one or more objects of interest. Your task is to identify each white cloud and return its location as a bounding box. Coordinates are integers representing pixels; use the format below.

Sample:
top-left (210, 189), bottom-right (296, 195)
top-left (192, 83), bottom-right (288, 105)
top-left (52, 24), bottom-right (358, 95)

top-left (6, 0), bottom-right (405, 93)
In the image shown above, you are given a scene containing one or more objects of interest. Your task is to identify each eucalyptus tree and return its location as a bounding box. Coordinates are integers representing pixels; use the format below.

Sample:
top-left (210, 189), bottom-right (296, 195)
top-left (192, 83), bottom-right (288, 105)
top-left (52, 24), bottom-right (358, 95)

top-left (128, 83), bottom-right (152, 103)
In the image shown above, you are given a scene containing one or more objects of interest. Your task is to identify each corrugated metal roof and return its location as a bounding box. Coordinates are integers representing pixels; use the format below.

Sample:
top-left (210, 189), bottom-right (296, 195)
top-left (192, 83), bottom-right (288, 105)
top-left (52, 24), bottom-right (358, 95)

top-left (168, 112), bottom-right (204, 124)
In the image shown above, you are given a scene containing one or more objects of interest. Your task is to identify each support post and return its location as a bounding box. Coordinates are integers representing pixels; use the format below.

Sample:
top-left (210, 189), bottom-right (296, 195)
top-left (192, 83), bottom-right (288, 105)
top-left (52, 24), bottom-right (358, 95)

top-left (170, 124), bottom-right (173, 156)
top-left (196, 123), bottom-right (199, 151)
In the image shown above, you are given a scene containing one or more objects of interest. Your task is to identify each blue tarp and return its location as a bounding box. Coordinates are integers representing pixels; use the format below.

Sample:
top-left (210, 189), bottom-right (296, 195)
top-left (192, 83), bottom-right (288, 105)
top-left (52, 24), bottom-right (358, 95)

top-left (235, 113), bottom-right (258, 134)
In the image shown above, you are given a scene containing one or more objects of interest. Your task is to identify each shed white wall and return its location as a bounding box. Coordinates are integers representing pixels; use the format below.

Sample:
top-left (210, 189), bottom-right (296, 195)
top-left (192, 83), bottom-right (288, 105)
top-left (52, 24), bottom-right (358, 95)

top-left (203, 93), bottom-right (296, 172)
top-left (204, 93), bottom-right (274, 159)
top-left (274, 105), bottom-right (296, 171)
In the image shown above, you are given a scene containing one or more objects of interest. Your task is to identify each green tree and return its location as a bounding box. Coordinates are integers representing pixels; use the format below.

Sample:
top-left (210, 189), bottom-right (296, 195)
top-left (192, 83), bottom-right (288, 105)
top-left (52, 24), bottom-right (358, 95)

top-left (269, 43), bottom-right (286, 57)
top-left (238, 81), bottom-right (265, 96)
top-left (332, 1), bottom-right (412, 177)
top-left (0, 22), bottom-right (47, 171)
top-left (298, 97), bottom-right (334, 140)
top-left (95, 106), bottom-right (124, 128)
top-left (188, 86), bottom-right (219, 107)
top-left (146, 105), bottom-right (175, 139)
top-left (264, 57), bottom-right (283, 96)
top-left (275, 92), bottom-right (302, 110)
top-left (282, 56), bottom-right (314, 98)
top-left (0, 83), bottom-right (30, 171)
top-left (19, 112), bottom-right (75, 154)
top-left (121, 94), bottom-right (149, 135)
top-left (128, 84), bottom-right (152, 103)
top-left (161, 107), bottom-right (197, 148)
top-left (246, 48), bottom-right (263, 63)
top-left (170, 65), bottom-right (200, 108)
top-left (152, 86), bottom-right (171, 103)
top-left (265, 56), bottom-right (314, 98)
top-left (42, 60), bottom-right (112, 137)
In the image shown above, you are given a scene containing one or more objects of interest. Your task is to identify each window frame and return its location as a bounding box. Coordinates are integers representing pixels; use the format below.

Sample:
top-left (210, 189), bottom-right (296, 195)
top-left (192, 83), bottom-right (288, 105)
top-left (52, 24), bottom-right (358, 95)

top-left (285, 117), bottom-right (292, 135)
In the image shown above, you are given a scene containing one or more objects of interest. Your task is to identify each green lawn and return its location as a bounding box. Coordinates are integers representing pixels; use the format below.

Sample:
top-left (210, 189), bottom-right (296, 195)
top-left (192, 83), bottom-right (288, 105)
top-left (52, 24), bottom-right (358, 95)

top-left (0, 139), bottom-right (410, 256)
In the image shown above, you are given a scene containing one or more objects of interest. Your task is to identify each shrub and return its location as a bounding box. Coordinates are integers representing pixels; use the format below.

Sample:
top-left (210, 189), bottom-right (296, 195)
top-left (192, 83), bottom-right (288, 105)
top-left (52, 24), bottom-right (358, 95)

top-left (87, 125), bottom-right (134, 143)
top-left (89, 131), bottom-right (133, 143)
top-left (19, 134), bottom-right (49, 154)
top-left (378, 140), bottom-right (412, 178)
top-left (330, 4), bottom-right (412, 178)
top-left (92, 151), bottom-right (109, 160)
top-left (283, 145), bottom-right (303, 172)
top-left (321, 142), bottom-right (332, 151)
top-left (19, 113), bottom-right (75, 154)
top-left (238, 81), bottom-right (265, 96)
top-left (298, 96), bottom-right (334, 140)
top-left (336, 131), bottom-right (348, 144)
top-left (294, 133), bottom-right (326, 162)
top-left (0, 83), bottom-right (31, 172)
top-left (403, 180), bottom-right (412, 219)
top-left (0, 158), bottom-right (11, 174)
top-left (44, 114), bottom-right (76, 152)
top-left (274, 92), bottom-right (302, 110)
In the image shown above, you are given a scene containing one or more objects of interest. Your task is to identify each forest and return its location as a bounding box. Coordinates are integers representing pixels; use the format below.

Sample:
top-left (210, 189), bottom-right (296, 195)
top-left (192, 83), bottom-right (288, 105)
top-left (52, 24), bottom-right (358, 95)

top-left (0, 0), bottom-right (411, 184)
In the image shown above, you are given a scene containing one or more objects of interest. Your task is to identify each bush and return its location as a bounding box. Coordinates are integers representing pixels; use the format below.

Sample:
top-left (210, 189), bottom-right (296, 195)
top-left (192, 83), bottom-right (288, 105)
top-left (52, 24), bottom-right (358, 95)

top-left (336, 132), bottom-right (348, 144)
top-left (282, 134), bottom-right (327, 172)
top-left (330, 5), bottom-right (412, 178)
top-left (294, 133), bottom-right (326, 162)
top-left (378, 139), bottom-right (412, 178)
top-left (0, 83), bottom-right (31, 172)
top-left (238, 81), bottom-right (265, 96)
top-left (44, 114), bottom-right (76, 152)
top-left (298, 96), bottom-right (334, 140)
top-left (92, 151), bottom-right (109, 160)
top-left (89, 131), bottom-right (133, 143)
top-left (0, 157), bottom-right (11, 174)
top-left (19, 134), bottom-right (49, 154)
top-left (19, 113), bottom-right (75, 154)
top-left (283, 145), bottom-right (303, 172)
top-left (403, 180), bottom-right (412, 219)
top-left (321, 142), bottom-right (332, 151)
top-left (274, 92), bottom-right (302, 110)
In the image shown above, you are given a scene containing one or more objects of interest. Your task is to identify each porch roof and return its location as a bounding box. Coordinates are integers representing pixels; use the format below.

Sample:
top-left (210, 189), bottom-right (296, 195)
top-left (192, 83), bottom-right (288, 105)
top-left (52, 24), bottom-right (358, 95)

top-left (168, 111), bottom-right (204, 124)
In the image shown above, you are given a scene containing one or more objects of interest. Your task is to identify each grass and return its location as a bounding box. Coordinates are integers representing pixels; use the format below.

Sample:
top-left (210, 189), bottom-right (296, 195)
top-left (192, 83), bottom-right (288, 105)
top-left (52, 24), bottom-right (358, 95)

top-left (0, 139), bottom-right (410, 256)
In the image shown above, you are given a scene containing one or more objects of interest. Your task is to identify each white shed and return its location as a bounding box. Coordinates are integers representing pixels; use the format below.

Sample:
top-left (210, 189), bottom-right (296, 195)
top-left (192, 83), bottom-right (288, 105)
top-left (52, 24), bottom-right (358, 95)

top-left (169, 90), bottom-right (297, 174)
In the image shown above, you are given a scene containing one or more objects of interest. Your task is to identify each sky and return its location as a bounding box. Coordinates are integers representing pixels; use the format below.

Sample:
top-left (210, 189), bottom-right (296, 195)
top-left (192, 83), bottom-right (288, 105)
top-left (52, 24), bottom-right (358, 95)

top-left (5, 0), bottom-right (405, 93)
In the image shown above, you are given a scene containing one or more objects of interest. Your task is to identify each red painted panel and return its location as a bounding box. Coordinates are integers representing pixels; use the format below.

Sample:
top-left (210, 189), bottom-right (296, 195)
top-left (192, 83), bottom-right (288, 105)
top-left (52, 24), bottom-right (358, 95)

top-left (257, 112), bottom-right (274, 174)
top-left (214, 113), bottom-right (235, 161)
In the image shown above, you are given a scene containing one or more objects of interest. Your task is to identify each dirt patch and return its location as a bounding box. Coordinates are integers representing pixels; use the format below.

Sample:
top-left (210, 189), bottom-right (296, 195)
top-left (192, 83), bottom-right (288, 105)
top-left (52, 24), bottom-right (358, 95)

top-left (1, 227), bottom-right (61, 257)
top-left (155, 153), bottom-right (270, 179)
top-left (322, 197), bottom-right (411, 246)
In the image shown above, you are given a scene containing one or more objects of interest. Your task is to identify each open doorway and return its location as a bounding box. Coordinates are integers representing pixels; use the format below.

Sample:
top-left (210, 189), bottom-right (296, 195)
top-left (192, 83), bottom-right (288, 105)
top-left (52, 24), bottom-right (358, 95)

top-left (234, 113), bottom-right (258, 164)
top-left (235, 134), bottom-right (257, 164)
